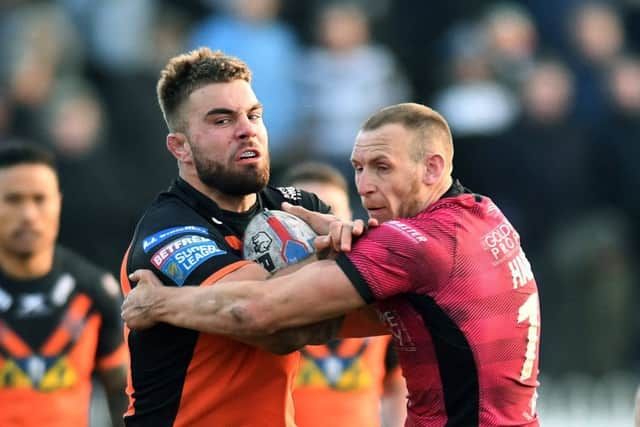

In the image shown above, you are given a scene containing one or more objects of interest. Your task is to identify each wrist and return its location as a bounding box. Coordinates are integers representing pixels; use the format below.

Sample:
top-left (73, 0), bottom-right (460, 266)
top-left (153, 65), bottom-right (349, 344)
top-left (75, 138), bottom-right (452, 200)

top-left (149, 286), bottom-right (171, 322)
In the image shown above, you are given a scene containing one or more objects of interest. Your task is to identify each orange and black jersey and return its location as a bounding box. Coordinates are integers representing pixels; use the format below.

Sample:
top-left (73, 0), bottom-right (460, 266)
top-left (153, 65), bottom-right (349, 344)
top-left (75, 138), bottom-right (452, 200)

top-left (294, 336), bottom-right (400, 427)
top-left (121, 177), bottom-right (329, 427)
top-left (0, 245), bottom-right (127, 427)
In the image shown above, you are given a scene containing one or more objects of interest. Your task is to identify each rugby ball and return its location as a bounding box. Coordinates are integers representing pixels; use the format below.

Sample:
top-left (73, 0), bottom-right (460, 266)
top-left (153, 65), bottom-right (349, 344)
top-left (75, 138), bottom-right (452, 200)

top-left (243, 210), bottom-right (317, 273)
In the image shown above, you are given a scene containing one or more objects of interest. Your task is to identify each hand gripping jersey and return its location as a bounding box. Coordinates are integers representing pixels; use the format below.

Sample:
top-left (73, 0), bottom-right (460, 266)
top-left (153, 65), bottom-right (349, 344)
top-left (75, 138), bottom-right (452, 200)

top-left (0, 246), bottom-right (127, 427)
top-left (121, 178), bottom-right (328, 427)
top-left (336, 181), bottom-right (541, 427)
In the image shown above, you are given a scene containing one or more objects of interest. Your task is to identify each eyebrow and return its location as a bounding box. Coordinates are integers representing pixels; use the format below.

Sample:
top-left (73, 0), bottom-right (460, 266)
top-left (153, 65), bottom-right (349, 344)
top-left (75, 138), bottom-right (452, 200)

top-left (204, 103), bottom-right (264, 118)
top-left (352, 154), bottom-right (390, 164)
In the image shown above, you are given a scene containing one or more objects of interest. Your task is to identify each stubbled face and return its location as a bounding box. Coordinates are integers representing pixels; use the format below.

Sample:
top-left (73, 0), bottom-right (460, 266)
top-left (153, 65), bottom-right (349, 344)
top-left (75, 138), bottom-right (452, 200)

top-left (351, 123), bottom-right (426, 223)
top-left (293, 181), bottom-right (352, 221)
top-left (184, 80), bottom-right (270, 196)
top-left (0, 164), bottom-right (61, 258)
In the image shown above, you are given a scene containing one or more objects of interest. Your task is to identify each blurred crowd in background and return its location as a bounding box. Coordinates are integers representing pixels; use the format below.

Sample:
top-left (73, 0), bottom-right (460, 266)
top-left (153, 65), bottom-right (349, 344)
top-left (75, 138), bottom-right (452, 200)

top-left (0, 0), bottom-right (639, 384)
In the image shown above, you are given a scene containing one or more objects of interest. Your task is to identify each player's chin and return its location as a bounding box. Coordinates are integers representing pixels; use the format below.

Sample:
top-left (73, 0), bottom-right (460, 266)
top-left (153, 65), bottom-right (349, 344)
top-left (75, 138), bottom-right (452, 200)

top-left (367, 208), bottom-right (391, 223)
top-left (235, 159), bottom-right (268, 175)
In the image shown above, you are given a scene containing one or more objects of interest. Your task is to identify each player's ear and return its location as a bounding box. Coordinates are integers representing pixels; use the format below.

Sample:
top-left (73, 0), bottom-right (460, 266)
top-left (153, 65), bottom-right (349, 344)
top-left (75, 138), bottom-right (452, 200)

top-left (167, 132), bottom-right (192, 163)
top-left (422, 152), bottom-right (445, 185)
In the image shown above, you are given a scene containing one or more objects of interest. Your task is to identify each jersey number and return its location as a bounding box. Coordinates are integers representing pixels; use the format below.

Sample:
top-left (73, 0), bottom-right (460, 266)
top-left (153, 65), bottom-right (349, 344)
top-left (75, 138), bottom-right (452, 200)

top-left (517, 293), bottom-right (539, 381)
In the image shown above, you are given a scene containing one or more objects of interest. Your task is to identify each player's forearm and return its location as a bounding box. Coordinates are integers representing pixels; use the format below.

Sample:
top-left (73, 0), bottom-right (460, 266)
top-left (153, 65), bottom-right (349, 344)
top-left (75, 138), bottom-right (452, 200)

top-left (251, 316), bottom-right (345, 354)
top-left (148, 281), bottom-right (276, 336)
top-left (147, 261), bottom-right (364, 336)
top-left (145, 284), bottom-right (341, 353)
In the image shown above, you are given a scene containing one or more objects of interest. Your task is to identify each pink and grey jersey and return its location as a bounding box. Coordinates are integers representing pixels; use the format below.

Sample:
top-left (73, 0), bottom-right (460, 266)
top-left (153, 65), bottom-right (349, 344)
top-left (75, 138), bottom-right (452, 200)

top-left (335, 181), bottom-right (540, 427)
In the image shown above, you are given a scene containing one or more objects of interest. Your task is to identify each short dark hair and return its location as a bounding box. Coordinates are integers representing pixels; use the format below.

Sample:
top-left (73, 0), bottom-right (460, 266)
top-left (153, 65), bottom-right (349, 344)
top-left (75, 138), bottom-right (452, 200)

top-left (0, 142), bottom-right (57, 172)
top-left (280, 162), bottom-right (348, 193)
top-left (157, 47), bottom-right (252, 132)
top-left (361, 103), bottom-right (453, 162)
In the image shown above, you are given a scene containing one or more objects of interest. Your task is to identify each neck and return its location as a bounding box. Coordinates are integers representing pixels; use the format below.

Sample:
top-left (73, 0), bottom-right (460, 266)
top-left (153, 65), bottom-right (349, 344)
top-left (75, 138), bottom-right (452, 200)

top-left (421, 175), bottom-right (454, 211)
top-left (0, 247), bottom-right (54, 280)
top-left (180, 171), bottom-right (257, 213)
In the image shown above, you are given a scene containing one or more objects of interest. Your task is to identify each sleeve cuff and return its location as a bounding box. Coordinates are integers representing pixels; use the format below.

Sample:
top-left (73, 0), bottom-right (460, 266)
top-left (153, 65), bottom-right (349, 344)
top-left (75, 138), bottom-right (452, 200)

top-left (201, 260), bottom-right (254, 287)
top-left (335, 253), bottom-right (375, 304)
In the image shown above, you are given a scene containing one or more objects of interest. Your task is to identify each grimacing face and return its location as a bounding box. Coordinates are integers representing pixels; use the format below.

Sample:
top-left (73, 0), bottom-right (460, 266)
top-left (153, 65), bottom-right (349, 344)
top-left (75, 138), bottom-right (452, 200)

top-left (351, 123), bottom-right (427, 223)
top-left (0, 164), bottom-right (61, 258)
top-left (184, 80), bottom-right (270, 196)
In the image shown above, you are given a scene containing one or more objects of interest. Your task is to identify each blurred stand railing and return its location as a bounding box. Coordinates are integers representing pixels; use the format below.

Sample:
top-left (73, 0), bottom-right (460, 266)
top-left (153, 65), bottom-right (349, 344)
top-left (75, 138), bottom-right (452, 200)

top-left (89, 373), bottom-right (638, 426)
top-left (537, 372), bottom-right (636, 427)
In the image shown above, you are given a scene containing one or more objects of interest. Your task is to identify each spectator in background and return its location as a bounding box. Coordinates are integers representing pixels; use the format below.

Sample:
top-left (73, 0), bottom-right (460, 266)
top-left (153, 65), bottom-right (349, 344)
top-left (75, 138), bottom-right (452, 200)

top-left (189, 0), bottom-right (301, 164)
top-left (59, 1), bottom-right (181, 220)
top-left (595, 55), bottom-right (640, 243)
top-left (432, 19), bottom-right (517, 203)
top-left (0, 143), bottom-right (127, 427)
top-left (299, 1), bottom-right (410, 205)
top-left (567, 2), bottom-right (626, 127)
top-left (433, 23), bottom-right (519, 138)
top-left (518, 0), bottom-right (580, 51)
top-left (281, 162), bottom-right (407, 427)
top-left (483, 3), bottom-right (538, 91)
top-left (498, 59), bottom-right (591, 257)
top-left (1, 3), bottom-right (84, 143)
top-left (60, 0), bottom-right (156, 74)
top-left (43, 77), bottom-right (134, 275)
top-left (498, 59), bottom-right (618, 377)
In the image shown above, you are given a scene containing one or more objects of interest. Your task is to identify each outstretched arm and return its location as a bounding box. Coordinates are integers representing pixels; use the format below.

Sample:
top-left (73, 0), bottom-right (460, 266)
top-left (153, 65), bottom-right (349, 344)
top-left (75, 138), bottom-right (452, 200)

top-left (122, 259), bottom-right (365, 338)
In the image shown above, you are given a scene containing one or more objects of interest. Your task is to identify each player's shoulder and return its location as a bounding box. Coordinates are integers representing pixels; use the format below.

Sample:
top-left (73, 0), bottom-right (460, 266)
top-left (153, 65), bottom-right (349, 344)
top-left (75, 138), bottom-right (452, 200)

top-left (54, 245), bottom-right (121, 303)
top-left (55, 245), bottom-right (108, 282)
top-left (136, 193), bottom-right (209, 236)
top-left (130, 193), bottom-right (220, 252)
top-left (261, 185), bottom-right (330, 213)
top-left (374, 219), bottom-right (430, 244)
top-left (126, 193), bottom-right (243, 287)
top-left (430, 191), bottom-right (509, 230)
top-left (349, 218), bottom-right (436, 264)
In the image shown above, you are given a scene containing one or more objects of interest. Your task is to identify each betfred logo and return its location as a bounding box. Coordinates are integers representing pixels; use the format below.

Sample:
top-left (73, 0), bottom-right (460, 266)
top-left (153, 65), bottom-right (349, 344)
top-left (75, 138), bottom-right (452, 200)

top-left (151, 235), bottom-right (210, 268)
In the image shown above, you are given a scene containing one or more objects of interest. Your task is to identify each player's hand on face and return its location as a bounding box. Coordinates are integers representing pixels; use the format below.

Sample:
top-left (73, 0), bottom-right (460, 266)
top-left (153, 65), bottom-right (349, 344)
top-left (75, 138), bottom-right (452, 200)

top-left (121, 269), bottom-right (164, 330)
top-left (282, 202), bottom-right (379, 253)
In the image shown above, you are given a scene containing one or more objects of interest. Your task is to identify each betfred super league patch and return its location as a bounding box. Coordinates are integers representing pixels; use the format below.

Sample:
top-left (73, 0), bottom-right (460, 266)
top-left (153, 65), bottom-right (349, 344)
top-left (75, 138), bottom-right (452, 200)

top-left (151, 235), bottom-right (226, 285)
top-left (142, 226), bottom-right (209, 253)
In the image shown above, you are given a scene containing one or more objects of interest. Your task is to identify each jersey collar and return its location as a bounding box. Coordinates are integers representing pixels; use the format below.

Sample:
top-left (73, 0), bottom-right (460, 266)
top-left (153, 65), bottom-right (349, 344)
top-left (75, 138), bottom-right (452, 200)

top-left (440, 178), bottom-right (470, 200)
top-left (169, 177), bottom-right (261, 225)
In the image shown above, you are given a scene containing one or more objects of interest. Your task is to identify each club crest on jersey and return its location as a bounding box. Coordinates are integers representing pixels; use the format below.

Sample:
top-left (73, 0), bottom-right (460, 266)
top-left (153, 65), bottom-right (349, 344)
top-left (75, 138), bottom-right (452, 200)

top-left (0, 355), bottom-right (78, 391)
top-left (296, 340), bottom-right (373, 390)
top-left (151, 235), bottom-right (226, 285)
top-left (142, 226), bottom-right (209, 253)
